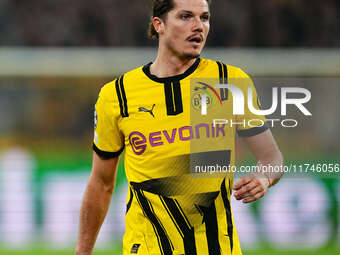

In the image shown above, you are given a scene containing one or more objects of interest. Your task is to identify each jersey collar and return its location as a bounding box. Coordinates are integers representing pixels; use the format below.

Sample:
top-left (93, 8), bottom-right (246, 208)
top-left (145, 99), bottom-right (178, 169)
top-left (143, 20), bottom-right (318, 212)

top-left (142, 58), bottom-right (201, 83)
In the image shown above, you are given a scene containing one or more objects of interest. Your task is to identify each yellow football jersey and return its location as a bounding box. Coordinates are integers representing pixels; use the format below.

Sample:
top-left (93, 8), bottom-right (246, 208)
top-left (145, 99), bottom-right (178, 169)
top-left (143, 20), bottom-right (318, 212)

top-left (93, 58), bottom-right (267, 255)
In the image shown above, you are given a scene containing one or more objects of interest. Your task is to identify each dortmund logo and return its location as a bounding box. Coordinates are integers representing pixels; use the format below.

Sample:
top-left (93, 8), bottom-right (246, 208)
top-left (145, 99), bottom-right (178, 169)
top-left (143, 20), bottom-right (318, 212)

top-left (191, 82), bottom-right (223, 111)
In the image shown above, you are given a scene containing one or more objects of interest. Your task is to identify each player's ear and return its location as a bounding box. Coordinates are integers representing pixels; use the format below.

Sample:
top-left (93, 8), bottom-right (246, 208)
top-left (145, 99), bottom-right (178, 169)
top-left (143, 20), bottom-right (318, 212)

top-left (152, 17), bottom-right (165, 36)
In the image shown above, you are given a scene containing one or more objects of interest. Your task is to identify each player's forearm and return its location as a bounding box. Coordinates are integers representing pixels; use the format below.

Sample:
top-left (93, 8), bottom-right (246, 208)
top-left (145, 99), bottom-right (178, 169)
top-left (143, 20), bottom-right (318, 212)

top-left (76, 178), bottom-right (114, 255)
top-left (257, 150), bottom-right (284, 187)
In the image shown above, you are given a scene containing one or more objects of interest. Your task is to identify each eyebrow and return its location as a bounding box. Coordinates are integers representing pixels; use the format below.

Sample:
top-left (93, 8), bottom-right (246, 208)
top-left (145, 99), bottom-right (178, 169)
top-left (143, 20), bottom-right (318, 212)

top-left (178, 10), bottom-right (210, 15)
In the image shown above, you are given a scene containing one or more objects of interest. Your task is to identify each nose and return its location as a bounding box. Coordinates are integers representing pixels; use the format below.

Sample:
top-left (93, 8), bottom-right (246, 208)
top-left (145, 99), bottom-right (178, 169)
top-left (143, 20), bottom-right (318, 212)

top-left (192, 16), bottom-right (204, 32)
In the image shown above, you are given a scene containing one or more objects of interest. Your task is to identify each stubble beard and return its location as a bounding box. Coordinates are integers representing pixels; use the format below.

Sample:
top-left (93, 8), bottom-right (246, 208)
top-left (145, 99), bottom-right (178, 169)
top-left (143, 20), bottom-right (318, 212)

top-left (182, 53), bottom-right (200, 59)
top-left (167, 40), bottom-right (201, 60)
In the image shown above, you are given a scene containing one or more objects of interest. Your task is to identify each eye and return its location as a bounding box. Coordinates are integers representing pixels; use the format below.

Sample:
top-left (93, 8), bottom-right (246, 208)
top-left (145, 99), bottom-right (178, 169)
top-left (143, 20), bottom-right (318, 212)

top-left (201, 15), bottom-right (210, 21)
top-left (181, 14), bottom-right (192, 20)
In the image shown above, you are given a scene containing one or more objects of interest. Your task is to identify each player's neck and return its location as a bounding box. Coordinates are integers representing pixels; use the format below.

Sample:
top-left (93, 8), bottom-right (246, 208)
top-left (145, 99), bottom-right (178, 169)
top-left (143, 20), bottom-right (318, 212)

top-left (150, 49), bottom-right (197, 78)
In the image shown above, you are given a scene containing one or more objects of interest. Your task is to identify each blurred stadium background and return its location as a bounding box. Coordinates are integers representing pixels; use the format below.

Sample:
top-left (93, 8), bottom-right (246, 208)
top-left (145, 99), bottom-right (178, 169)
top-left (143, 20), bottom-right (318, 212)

top-left (0, 0), bottom-right (340, 254)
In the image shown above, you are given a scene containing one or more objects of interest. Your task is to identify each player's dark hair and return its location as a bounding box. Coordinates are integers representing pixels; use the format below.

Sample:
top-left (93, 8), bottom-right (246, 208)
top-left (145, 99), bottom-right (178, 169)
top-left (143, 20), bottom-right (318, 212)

top-left (148, 0), bottom-right (211, 40)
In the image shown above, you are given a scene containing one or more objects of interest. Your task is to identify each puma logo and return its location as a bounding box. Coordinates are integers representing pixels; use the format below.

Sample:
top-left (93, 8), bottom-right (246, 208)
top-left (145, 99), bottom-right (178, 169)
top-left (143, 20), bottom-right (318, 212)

top-left (138, 104), bottom-right (155, 117)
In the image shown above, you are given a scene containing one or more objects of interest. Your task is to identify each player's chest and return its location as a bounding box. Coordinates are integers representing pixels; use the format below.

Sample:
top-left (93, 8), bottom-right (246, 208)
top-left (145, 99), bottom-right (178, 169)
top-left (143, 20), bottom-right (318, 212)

top-left (119, 78), bottom-right (234, 136)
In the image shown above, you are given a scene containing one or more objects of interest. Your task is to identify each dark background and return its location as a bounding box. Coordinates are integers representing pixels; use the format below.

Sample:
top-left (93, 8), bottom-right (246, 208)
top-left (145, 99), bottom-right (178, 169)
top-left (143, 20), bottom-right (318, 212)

top-left (1, 0), bottom-right (339, 47)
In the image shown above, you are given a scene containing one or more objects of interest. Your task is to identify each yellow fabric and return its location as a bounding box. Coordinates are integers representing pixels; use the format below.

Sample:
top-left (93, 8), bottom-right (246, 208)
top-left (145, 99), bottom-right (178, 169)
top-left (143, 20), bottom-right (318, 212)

top-left (94, 58), bottom-right (266, 254)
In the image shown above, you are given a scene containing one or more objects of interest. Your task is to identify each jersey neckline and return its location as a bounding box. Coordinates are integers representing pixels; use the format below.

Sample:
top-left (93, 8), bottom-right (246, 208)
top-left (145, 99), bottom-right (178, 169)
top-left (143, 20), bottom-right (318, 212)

top-left (142, 57), bottom-right (201, 83)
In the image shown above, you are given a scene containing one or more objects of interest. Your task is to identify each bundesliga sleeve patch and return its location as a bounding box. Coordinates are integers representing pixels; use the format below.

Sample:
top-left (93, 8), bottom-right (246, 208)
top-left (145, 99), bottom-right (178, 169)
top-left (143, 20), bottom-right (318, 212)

top-left (130, 243), bottom-right (141, 254)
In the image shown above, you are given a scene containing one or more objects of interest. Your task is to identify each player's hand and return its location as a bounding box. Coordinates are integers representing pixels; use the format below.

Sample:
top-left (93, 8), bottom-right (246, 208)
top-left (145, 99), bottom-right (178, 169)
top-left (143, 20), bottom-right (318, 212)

top-left (233, 173), bottom-right (270, 203)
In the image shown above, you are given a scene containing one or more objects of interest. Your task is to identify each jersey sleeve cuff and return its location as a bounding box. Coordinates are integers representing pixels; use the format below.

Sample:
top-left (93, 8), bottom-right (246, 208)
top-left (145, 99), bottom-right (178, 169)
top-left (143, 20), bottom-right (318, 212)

top-left (237, 123), bottom-right (269, 137)
top-left (92, 143), bottom-right (125, 159)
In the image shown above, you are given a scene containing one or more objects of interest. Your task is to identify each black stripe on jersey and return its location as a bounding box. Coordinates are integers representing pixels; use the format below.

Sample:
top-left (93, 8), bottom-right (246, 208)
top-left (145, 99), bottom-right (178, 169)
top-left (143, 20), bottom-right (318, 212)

top-left (221, 179), bottom-right (233, 253)
top-left (222, 63), bottom-right (228, 84)
top-left (115, 77), bottom-right (124, 116)
top-left (115, 75), bottom-right (129, 117)
top-left (130, 175), bottom-right (189, 197)
top-left (217, 61), bottom-right (223, 84)
top-left (164, 81), bottom-right (183, 116)
top-left (160, 196), bottom-right (197, 255)
top-left (199, 203), bottom-right (221, 255)
top-left (92, 143), bottom-right (124, 159)
top-left (216, 61), bottom-right (228, 101)
top-left (120, 75), bottom-right (129, 117)
top-left (134, 189), bottom-right (173, 255)
top-left (237, 123), bottom-right (269, 137)
top-left (126, 186), bottom-right (133, 214)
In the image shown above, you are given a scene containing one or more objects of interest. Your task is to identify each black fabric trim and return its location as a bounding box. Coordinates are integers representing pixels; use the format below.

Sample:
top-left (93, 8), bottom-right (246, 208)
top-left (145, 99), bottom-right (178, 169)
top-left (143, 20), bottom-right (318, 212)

top-left (172, 81), bottom-right (183, 114)
top-left (130, 178), bottom-right (222, 205)
top-left (160, 196), bottom-right (197, 255)
top-left (221, 63), bottom-right (228, 100)
top-left (164, 82), bottom-right (174, 115)
top-left (120, 75), bottom-right (129, 117)
top-left (221, 179), bottom-right (234, 253)
top-left (164, 81), bottom-right (183, 116)
top-left (115, 75), bottom-right (129, 117)
top-left (126, 186), bottom-right (133, 214)
top-left (142, 58), bottom-right (200, 83)
top-left (199, 203), bottom-right (221, 255)
top-left (92, 143), bottom-right (124, 159)
top-left (220, 88), bottom-right (228, 101)
top-left (134, 189), bottom-right (173, 255)
top-left (130, 177), bottom-right (181, 196)
top-left (237, 123), bottom-right (269, 137)
top-left (216, 61), bottom-right (228, 101)
top-left (115, 77), bottom-right (124, 117)
top-left (217, 61), bottom-right (223, 84)
top-left (222, 63), bottom-right (228, 83)
top-left (130, 179), bottom-right (163, 194)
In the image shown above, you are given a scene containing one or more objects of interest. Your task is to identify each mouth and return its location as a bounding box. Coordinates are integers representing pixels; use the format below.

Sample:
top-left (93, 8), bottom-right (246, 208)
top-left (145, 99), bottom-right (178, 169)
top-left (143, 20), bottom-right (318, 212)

top-left (187, 35), bottom-right (203, 46)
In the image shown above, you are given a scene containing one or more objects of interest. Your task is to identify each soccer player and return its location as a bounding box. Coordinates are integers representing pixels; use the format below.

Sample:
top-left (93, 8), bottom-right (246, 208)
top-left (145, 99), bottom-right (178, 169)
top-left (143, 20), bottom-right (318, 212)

top-left (76, 0), bottom-right (283, 254)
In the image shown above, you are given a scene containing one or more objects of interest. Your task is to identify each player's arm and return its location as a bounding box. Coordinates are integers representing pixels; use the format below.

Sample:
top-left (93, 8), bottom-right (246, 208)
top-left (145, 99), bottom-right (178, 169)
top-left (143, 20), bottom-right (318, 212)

top-left (76, 152), bottom-right (120, 255)
top-left (233, 129), bottom-right (284, 203)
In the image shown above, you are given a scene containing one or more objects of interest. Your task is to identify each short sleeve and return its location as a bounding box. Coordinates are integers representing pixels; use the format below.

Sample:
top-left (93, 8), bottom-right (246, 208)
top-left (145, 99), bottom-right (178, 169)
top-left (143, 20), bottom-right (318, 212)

top-left (234, 68), bottom-right (269, 137)
top-left (93, 82), bottom-right (125, 158)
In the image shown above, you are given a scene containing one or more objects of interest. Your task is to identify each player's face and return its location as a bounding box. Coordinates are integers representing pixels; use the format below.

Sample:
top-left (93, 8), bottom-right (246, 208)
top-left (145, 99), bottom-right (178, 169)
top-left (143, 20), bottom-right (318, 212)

top-left (160, 0), bottom-right (210, 59)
